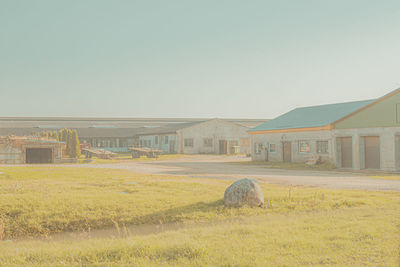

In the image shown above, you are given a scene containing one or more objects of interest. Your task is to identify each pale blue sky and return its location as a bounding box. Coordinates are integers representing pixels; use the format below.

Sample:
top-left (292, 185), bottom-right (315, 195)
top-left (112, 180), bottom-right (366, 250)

top-left (1, 0), bottom-right (399, 118)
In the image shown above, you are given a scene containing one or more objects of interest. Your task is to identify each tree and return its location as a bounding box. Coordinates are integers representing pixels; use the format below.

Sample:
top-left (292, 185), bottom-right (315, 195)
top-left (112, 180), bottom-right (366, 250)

top-left (40, 131), bottom-right (48, 138)
top-left (55, 128), bottom-right (80, 158)
top-left (53, 131), bottom-right (59, 141)
top-left (70, 130), bottom-right (81, 158)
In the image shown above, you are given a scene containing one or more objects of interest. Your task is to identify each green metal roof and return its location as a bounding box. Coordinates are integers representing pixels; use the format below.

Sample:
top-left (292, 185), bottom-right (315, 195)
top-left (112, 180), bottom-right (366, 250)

top-left (249, 99), bottom-right (376, 132)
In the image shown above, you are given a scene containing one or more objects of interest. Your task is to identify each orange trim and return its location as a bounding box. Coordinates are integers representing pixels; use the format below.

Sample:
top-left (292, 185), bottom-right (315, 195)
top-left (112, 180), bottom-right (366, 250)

top-left (333, 88), bottom-right (400, 126)
top-left (249, 125), bottom-right (333, 135)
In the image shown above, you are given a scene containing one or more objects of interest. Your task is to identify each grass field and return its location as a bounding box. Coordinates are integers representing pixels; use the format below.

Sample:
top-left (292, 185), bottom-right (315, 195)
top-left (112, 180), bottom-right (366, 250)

top-left (0, 166), bottom-right (399, 266)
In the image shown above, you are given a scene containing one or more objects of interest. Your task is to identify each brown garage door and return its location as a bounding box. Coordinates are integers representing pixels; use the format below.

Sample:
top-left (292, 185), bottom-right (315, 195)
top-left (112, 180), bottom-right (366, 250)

top-left (339, 137), bottom-right (352, 168)
top-left (26, 148), bottom-right (53, 164)
top-left (283, 142), bottom-right (291, 162)
top-left (219, 140), bottom-right (227, 154)
top-left (364, 136), bottom-right (380, 169)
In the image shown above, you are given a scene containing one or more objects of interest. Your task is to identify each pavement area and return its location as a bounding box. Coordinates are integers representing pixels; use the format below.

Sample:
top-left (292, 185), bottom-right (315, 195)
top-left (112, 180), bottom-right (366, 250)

top-left (30, 155), bottom-right (400, 192)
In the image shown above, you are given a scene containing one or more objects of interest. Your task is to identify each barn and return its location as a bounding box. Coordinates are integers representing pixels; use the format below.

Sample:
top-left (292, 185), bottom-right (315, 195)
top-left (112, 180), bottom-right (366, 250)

top-left (249, 88), bottom-right (400, 171)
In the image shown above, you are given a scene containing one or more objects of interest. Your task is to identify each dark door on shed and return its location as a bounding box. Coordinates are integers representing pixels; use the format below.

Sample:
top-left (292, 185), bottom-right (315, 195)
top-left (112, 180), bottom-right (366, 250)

top-left (169, 140), bottom-right (176, 154)
top-left (364, 136), bottom-right (380, 169)
top-left (26, 148), bottom-right (53, 164)
top-left (219, 140), bottom-right (227, 154)
top-left (339, 137), bottom-right (353, 168)
top-left (282, 142), bottom-right (291, 162)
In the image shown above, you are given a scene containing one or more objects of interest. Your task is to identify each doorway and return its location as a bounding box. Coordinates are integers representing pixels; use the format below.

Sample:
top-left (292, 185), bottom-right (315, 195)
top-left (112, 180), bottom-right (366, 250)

top-left (364, 136), bottom-right (380, 169)
top-left (169, 140), bottom-right (176, 154)
top-left (282, 142), bottom-right (291, 162)
top-left (339, 137), bottom-right (352, 168)
top-left (26, 148), bottom-right (53, 164)
top-left (219, 140), bottom-right (227, 154)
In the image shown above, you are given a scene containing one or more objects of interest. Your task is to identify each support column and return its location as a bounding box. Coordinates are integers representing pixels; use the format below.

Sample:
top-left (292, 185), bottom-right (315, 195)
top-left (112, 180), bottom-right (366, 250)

top-left (381, 133), bottom-right (396, 171)
top-left (352, 134), bottom-right (361, 170)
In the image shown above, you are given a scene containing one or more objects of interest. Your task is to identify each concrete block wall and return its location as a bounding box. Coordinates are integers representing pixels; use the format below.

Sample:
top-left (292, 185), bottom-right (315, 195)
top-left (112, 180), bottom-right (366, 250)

top-left (251, 127), bottom-right (400, 171)
top-left (250, 130), bottom-right (334, 163)
top-left (333, 127), bottom-right (400, 171)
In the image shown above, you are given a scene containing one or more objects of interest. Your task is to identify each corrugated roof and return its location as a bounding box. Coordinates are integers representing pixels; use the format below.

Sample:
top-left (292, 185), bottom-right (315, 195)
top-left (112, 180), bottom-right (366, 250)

top-left (249, 99), bottom-right (376, 132)
top-left (0, 128), bottom-right (138, 138)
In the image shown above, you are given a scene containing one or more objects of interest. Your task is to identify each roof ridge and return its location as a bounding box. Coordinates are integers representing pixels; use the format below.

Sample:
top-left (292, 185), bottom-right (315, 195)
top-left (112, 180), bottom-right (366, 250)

top-left (293, 98), bottom-right (377, 110)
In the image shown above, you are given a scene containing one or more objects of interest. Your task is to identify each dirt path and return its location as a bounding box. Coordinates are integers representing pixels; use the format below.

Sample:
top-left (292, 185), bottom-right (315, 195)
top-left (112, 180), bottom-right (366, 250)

top-left (6, 155), bottom-right (400, 191)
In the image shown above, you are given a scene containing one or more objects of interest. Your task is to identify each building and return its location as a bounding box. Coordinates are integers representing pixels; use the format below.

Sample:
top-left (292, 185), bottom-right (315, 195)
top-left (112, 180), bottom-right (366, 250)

top-left (0, 136), bottom-right (66, 164)
top-left (137, 119), bottom-right (252, 154)
top-left (249, 88), bottom-right (400, 171)
top-left (0, 117), bottom-right (266, 153)
top-left (77, 128), bottom-right (138, 153)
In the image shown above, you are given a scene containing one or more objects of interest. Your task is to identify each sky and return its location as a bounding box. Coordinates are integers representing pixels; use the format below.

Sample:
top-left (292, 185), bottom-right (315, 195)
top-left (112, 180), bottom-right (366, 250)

top-left (0, 0), bottom-right (399, 119)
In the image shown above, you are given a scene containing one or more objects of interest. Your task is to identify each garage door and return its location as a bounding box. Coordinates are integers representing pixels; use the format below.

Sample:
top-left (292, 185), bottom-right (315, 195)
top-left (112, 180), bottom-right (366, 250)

top-left (26, 148), bottom-right (53, 164)
top-left (364, 136), bottom-right (380, 169)
top-left (339, 137), bottom-right (352, 168)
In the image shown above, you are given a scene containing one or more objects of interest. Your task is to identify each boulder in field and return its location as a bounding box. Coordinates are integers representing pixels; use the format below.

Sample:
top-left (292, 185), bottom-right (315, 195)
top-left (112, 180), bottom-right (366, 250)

top-left (224, 178), bottom-right (264, 207)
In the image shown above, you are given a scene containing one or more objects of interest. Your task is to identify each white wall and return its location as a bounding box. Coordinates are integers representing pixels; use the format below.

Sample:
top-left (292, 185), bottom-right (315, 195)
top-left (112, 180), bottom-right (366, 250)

top-left (177, 119), bottom-right (251, 154)
top-left (251, 127), bottom-right (400, 171)
top-left (250, 130), bottom-right (335, 163)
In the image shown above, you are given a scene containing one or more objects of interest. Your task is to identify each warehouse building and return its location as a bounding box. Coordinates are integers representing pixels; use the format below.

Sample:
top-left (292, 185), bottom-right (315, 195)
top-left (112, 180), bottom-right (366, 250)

top-left (249, 88), bottom-right (400, 171)
top-left (137, 119), bottom-right (251, 155)
top-left (0, 118), bottom-right (265, 153)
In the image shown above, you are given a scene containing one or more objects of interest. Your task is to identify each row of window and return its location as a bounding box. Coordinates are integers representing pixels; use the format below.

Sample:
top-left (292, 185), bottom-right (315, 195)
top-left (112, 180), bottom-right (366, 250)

top-left (143, 137), bottom-right (240, 149)
top-left (154, 136), bottom-right (169, 145)
top-left (184, 138), bottom-right (215, 148)
top-left (254, 141), bottom-right (329, 154)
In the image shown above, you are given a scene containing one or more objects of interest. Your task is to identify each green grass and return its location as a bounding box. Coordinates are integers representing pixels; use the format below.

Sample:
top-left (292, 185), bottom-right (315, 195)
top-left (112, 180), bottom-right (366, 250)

top-left (1, 208), bottom-right (399, 266)
top-left (0, 166), bottom-right (399, 266)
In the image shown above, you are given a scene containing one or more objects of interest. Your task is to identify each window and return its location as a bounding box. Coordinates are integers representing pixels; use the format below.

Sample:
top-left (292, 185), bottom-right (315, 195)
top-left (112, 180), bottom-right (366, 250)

top-left (184, 138), bottom-right (194, 147)
top-left (203, 138), bottom-right (213, 147)
top-left (155, 136), bottom-right (159, 145)
top-left (317, 141), bottom-right (328, 154)
top-left (254, 143), bottom-right (263, 154)
top-left (164, 136), bottom-right (169, 144)
top-left (269, 143), bottom-right (276, 153)
top-left (299, 141), bottom-right (310, 153)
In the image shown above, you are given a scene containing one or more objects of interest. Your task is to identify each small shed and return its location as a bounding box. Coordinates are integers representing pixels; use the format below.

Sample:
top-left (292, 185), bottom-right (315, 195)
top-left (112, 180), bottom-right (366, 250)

top-left (0, 136), bottom-right (65, 164)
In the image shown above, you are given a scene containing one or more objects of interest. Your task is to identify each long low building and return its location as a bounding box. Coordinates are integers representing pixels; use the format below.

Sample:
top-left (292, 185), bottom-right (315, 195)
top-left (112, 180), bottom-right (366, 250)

top-left (0, 117), bottom-right (266, 153)
top-left (249, 88), bottom-right (400, 171)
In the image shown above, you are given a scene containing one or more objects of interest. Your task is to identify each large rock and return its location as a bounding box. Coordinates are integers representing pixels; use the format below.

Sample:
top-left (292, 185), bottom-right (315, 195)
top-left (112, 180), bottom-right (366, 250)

top-left (224, 178), bottom-right (265, 207)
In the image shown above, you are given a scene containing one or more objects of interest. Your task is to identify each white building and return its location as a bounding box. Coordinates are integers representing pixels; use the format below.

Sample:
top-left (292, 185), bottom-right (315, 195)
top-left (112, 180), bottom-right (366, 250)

top-left (137, 119), bottom-right (251, 155)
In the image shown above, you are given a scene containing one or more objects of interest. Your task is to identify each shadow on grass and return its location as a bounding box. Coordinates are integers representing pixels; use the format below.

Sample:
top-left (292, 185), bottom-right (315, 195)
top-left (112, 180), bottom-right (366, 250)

top-left (130, 199), bottom-right (225, 225)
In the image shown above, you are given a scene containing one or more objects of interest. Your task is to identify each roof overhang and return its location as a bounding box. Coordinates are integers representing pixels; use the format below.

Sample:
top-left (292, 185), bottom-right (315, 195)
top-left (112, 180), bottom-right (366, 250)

top-left (249, 124), bottom-right (333, 135)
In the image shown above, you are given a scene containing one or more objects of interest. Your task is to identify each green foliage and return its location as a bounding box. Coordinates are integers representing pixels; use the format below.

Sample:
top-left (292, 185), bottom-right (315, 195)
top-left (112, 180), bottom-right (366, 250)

top-left (56, 129), bottom-right (81, 158)
top-left (70, 130), bottom-right (81, 158)
top-left (52, 131), bottom-right (59, 141)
